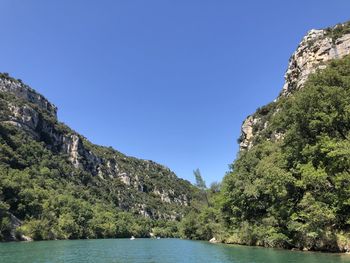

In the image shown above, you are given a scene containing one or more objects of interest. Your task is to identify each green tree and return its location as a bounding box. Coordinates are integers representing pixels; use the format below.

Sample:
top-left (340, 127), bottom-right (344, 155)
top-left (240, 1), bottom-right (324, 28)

top-left (193, 169), bottom-right (209, 206)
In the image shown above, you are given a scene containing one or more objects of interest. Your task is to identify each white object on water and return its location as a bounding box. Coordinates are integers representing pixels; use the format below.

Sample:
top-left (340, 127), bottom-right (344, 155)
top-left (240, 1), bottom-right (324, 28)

top-left (130, 236), bottom-right (135, 240)
top-left (209, 237), bottom-right (219, 243)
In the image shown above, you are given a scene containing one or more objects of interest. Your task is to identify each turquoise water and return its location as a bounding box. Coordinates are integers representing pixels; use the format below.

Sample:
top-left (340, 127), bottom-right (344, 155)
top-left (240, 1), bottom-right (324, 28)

top-left (0, 239), bottom-right (350, 263)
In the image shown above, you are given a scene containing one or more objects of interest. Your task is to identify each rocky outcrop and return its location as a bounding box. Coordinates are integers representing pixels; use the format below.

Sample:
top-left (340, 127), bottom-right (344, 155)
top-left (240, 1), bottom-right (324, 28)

top-left (239, 116), bottom-right (258, 150)
top-left (63, 134), bottom-right (81, 169)
top-left (239, 22), bottom-right (350, 151)
top-left (2, 213), bottom-right (33, 242)
top-left (8, 104), bottom-right (39, 130)
top-left (281, 29), bottom-right (350, 96)
top-left (0, 75), bottom-right (57, 117)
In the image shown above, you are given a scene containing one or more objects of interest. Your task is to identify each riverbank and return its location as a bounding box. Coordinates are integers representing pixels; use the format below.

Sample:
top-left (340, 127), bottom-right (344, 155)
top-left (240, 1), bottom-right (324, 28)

top-left (211, 235), bottom-right (350, 254)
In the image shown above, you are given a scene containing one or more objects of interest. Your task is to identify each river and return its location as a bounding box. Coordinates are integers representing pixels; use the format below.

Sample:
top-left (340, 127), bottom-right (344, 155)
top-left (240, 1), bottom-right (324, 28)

top-left (1, 238), bottom-right (350, 263)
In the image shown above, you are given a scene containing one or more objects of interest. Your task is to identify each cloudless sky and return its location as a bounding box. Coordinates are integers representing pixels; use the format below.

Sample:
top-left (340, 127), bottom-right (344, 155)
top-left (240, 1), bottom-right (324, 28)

top-left (1, 0), bottom-right (350, 184)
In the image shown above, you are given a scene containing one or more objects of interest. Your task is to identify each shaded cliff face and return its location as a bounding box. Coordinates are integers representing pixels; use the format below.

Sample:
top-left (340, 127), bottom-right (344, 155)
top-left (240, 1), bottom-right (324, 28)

top-left (239, 22), bottom-right (350, 150)
top-left (0, 73), bottom-right (193, 221)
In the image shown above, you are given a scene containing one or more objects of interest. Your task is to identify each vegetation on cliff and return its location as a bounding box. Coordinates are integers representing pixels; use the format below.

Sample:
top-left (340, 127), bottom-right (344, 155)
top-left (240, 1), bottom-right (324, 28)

top-left (220, 55), bottom-right (350, 251)
top-left (0, 121), bottom-right (193, 240)
top-left (0, 78), bottom-right (196, 241)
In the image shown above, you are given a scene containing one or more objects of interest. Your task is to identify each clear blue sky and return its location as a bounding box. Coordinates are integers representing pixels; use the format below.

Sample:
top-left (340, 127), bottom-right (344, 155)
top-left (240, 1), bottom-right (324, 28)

top-left (1, 0), bottom-right (350, 185)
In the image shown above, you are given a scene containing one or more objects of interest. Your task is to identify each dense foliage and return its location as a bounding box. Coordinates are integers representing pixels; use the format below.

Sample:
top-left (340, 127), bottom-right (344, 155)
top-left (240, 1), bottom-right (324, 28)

top-left (221, 56), bottom-right (350, 251)
top-left (179, 181), bottom-right (225, 241)
top-left (0, 122), bottom-right (189, 240)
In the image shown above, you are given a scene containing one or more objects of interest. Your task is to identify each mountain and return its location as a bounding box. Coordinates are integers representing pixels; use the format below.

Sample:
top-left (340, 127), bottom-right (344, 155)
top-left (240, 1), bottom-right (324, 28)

top-left (221, 21), bottom-right (350, 251)
top-left (239, 21), bottom-right (350, 151)
top-left (0, 73), bottom-right (196, 241)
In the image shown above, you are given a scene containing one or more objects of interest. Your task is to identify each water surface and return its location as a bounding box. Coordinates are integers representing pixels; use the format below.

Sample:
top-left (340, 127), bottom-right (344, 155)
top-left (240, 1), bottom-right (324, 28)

top-left (1, 238), bottom-right (350, 263)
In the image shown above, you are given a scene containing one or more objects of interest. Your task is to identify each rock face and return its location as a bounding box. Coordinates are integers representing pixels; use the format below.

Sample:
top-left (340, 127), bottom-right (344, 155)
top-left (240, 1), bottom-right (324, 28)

top-left (0, 75), bottom-right (57, 117)
top-left (281, 29), bottom-right (350, 96)
top-left (239, 116), bottom-right (255, 150)
top-left (239, 22), bottom-right (350, 151)
top-left (0, 73), bottom-right (192, 220)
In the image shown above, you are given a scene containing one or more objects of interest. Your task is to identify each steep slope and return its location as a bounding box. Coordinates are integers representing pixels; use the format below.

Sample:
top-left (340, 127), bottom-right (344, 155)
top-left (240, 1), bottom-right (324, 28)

top-left (222, 21), bottom-right (350, 251)
top-left (0, 73), bottom-right (195, 241)
top-left (239, 21), bottom-right (350, 150)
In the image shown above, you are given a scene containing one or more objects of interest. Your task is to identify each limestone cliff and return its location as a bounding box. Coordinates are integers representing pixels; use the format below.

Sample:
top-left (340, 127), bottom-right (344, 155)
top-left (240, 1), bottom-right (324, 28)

top-left (0, 73), bottom-right (57, 117)
top-left (239, 21), bottom-right (350, 151)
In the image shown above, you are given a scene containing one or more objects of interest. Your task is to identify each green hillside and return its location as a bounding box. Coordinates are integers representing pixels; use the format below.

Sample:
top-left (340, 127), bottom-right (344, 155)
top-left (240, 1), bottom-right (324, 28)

top-left (0, 74), bottom-right (196, 241)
